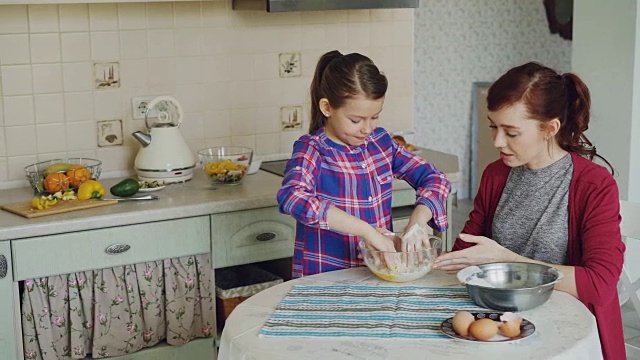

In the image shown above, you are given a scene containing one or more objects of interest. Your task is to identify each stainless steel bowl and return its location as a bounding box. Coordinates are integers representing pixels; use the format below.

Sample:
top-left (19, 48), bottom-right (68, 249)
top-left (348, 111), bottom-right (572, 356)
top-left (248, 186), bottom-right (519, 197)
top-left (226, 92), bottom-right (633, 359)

top-left (457, 262), bottom-right (563, 311)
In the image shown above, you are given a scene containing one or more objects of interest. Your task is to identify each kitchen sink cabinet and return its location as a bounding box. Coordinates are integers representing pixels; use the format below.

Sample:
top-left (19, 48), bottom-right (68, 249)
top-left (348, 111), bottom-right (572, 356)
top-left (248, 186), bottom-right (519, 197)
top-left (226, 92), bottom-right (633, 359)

top-left (4, 216), bottom-right (215, 360)
top-left (12, 216), bottom-right (210, 280)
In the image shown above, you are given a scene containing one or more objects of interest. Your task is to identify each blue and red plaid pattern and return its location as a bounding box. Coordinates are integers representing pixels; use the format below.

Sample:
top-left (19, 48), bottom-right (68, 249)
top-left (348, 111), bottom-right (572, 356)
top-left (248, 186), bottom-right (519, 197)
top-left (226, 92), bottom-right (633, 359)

top-left (277, 127), bottom-right (451, 278)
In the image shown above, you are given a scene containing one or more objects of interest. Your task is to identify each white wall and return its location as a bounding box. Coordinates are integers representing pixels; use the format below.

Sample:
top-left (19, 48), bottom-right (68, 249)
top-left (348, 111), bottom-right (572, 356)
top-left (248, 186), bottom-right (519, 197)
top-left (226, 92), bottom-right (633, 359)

top-left (0, 1), bottom-right (415, 189)
top-left (414, 0), bottom-right (572, 199)
top-left (572, 0), bottom-right (637, 201)
top-left (572, 0), bottom-right (640, 280)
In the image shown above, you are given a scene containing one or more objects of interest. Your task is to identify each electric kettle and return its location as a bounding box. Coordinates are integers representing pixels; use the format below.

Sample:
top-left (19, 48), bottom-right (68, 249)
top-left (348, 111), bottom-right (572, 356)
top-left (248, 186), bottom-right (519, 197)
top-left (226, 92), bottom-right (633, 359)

top-left (132, 96), bottom-right (196, 183)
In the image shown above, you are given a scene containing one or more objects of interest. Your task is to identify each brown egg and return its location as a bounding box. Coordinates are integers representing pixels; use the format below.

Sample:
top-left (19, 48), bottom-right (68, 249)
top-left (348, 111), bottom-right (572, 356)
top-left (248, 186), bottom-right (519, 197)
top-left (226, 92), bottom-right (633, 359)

top-left (468, 318), bottom-right (499, 341)
top-left (499, 318), bottom-right (523, 338)
top-left (452, 311), bottom-right (475, 336)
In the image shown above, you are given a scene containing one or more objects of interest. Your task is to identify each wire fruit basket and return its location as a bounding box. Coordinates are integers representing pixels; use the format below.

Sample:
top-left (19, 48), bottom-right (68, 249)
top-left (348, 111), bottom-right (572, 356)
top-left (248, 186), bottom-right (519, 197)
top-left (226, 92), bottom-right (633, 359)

top-left (24, 158), bottom-right (102, 194)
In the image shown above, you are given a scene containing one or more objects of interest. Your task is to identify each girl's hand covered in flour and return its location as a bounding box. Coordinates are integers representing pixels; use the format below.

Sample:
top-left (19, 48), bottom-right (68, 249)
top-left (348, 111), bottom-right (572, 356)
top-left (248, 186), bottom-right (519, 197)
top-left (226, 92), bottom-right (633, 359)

top-left (401, 223), bottom-right (432, 252)
top-left (364, 228), bottom-right (403, 270)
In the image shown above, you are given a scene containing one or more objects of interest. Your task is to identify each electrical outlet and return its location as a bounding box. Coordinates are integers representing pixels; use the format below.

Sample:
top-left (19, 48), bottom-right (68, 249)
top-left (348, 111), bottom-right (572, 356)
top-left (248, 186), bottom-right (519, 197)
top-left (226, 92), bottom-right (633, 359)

top-left (132, 96), bottom-right (159, 120)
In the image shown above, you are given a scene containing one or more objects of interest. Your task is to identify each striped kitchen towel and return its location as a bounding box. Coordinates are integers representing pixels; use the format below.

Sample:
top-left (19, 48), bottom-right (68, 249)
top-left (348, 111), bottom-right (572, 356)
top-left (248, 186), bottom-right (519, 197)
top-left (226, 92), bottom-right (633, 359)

top-left (259, 284), bottom-right (487, 339)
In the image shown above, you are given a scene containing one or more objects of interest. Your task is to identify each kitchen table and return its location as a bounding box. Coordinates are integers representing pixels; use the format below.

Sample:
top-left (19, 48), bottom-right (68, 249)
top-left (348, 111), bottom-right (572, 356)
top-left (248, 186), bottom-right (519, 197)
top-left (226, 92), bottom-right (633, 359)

top-left (218, 267), bottom-right (603, 360)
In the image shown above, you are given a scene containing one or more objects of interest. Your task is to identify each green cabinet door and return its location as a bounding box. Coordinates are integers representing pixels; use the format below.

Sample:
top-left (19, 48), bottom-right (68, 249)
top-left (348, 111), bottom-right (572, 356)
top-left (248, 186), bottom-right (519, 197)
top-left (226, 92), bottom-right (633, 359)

top-left (0, 242), bottom-right (20, 360)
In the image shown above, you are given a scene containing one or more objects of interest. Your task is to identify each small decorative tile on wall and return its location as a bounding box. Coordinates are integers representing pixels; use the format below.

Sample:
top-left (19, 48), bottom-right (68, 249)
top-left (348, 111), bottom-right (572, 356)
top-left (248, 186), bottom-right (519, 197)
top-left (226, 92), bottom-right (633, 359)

top-left (280, 105), bottom-right (302, 131)
top-left (97, 119), bottom-right (123, 147)
top-left (279, 52), bottom-right (301, 78)
top-left (94, 62), bottom-right (120, 89)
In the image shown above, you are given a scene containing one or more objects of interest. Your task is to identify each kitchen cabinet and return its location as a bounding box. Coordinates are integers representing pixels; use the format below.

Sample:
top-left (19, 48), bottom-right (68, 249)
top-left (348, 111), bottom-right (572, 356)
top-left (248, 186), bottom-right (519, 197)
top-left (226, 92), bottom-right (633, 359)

top-left (12, 216), bottom-right (210, 280)
top-left (0, 242), bottom-right (21, 360)
top-left (232, 0), bottom-right (419, 12)
top-left (4, 216), bottom-right (215, 360)
top-left (211, 206), bottom-right (296, 269)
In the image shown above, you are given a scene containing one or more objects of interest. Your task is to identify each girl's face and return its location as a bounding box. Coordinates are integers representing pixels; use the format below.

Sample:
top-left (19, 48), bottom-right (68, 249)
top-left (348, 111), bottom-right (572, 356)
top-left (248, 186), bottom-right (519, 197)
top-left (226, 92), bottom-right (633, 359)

top-left (488, 101), bottom-right (553, 170)
top-left (322, 95), bottom-right (385, 147)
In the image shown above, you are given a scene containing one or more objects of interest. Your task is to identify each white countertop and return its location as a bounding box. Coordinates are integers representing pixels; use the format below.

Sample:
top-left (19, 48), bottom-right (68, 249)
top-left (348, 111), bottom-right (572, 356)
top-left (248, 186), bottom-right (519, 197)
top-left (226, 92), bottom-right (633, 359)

top-left (0, 148), bottom-right (460, 242)
top-left (0, 171), bottom-right (285, 241)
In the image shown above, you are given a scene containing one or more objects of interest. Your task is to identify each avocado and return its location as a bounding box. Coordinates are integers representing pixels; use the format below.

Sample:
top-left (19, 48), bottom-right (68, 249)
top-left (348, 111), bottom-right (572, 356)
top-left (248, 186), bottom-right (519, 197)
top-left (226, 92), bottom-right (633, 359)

top-left (110, 178), bottom-right (140, 197)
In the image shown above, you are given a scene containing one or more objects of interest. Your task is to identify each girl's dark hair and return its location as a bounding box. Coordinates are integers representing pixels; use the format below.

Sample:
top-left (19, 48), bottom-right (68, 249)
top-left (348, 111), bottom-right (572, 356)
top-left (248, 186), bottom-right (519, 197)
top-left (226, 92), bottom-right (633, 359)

top-left (309, 50), bottom-right (388, 134)
top-left (487, 61), bottom-right (613, 173)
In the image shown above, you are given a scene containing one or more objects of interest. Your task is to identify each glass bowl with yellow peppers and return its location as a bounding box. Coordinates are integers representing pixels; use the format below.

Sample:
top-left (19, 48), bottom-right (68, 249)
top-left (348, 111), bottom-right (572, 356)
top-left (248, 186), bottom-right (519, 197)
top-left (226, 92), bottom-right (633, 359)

top-left (198, 147), bottom-right (253, 185)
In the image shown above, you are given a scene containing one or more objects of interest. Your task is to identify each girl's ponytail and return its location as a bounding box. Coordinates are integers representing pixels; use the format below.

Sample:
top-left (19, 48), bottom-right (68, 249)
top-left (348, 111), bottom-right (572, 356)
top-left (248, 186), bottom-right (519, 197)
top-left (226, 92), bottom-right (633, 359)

top-left (309, 51), bottom-right (342, 134)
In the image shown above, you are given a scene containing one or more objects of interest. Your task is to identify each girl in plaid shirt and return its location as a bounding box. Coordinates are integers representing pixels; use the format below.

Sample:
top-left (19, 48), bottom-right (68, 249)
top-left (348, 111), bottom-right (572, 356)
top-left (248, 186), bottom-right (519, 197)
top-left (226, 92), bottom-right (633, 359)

top-left (277, 50), bottom-right (451, 278)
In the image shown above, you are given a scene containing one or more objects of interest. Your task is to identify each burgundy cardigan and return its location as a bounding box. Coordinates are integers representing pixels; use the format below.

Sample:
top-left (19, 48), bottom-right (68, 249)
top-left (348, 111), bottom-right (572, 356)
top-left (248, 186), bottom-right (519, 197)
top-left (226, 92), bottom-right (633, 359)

top-left (453, 152), bottom-right (625, 360)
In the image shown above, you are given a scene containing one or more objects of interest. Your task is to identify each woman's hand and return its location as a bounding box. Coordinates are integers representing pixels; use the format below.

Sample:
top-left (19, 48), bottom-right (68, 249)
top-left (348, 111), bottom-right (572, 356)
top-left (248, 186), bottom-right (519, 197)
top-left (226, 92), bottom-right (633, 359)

top-left (433, 233), bottom-right (517, 273)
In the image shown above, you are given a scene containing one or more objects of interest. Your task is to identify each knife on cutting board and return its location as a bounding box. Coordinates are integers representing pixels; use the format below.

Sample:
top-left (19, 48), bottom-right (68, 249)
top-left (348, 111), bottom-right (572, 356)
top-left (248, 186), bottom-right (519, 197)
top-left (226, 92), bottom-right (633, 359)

top-left (101, 194), bottom-right (159, 201)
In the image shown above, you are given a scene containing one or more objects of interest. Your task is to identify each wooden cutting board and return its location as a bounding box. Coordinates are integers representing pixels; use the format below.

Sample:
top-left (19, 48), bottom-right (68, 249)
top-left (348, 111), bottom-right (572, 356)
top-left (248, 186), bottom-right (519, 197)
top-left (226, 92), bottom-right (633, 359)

top-left (1, 199), bottom-right (118, 218)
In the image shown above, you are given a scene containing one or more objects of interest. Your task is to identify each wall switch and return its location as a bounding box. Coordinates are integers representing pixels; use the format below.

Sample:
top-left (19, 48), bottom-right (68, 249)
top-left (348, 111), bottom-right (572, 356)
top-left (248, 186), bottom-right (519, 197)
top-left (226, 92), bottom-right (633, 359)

top-left (132, 96), bottom-right (159, 120)
top-left (97, 119), bottom-right (124, 147)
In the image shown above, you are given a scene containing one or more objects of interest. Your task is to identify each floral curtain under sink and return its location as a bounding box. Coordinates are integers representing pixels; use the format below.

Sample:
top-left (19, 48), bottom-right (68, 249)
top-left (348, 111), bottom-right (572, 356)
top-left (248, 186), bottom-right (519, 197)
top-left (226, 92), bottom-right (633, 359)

top-left (21, 254), bottom-right (214, 359)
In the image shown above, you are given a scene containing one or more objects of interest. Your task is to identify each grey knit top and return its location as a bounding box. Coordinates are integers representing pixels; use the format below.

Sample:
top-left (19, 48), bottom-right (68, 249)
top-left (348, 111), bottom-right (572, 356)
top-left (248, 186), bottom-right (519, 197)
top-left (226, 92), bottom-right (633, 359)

top-left (492, 154), bottom-right (573, 264)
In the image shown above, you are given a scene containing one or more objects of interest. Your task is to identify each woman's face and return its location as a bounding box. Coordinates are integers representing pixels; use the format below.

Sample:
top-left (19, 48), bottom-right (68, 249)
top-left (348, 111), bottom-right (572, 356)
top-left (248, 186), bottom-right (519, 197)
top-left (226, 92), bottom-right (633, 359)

top-left (323, 95), bottom-right (384, 147)
top-left (488, 101), bottom-right (551, 169)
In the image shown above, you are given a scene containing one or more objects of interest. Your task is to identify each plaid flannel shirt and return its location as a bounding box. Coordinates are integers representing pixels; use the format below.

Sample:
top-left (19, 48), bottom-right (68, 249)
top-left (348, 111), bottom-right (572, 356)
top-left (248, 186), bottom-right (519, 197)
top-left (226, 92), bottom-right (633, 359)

top-left (277, 127), bottom-right (451, 278)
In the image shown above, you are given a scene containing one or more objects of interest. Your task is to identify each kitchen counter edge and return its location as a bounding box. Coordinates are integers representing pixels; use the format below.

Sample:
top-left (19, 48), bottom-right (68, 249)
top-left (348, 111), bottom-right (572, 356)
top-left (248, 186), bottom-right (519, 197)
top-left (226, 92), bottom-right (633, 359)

top-left (0, 163), bottom-right (461, 241)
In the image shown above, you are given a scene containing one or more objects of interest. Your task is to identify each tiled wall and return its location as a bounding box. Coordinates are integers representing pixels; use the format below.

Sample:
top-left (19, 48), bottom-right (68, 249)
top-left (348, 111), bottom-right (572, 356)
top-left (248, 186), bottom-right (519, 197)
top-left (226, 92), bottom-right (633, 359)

top-left (414, 0), bottom-right (572, 199)
top-left (0, 1), bottom-right (415, 188)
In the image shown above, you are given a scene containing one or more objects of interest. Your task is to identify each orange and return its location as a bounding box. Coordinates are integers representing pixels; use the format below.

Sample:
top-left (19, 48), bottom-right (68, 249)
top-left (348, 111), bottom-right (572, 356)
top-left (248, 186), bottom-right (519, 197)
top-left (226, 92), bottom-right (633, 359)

top-left (44, 173), bottom-right (70, 192)
top-left (66, 165), bottom-right (90, 187)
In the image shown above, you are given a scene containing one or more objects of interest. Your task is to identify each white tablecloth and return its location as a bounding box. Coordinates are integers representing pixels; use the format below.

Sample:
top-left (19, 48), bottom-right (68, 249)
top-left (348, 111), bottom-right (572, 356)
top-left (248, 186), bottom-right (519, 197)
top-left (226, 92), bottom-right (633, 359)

top-left (218, 267), bottom-right (603, 360)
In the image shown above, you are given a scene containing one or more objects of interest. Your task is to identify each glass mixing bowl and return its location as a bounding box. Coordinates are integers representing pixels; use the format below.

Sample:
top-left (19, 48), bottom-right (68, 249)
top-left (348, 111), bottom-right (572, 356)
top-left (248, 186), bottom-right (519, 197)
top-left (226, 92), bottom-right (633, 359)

top-left (358, 235), bottom-right (442, 282)
top-left (198, 146), bottom-right (253, 185)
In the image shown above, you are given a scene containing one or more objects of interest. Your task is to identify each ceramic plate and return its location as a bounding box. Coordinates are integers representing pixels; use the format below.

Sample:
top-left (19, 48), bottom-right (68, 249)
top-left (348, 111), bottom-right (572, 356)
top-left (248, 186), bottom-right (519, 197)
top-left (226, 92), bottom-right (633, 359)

top-left (138, 186), bottom-right (166, 193)
top-left (440, 312), bottom-right (535, 343)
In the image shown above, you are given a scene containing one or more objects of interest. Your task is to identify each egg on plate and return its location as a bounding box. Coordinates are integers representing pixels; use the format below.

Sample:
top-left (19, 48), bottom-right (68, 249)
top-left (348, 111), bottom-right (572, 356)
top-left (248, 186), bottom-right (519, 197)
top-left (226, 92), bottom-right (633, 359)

top-left (451, 310), bottom-right (475, 336)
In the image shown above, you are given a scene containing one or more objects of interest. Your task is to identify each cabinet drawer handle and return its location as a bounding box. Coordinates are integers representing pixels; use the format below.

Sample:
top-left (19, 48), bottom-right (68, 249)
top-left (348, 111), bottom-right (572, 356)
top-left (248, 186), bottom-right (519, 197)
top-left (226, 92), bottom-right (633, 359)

top-left (0, 254), bottom-right (6, 279)
top-left (256, 232), bottom-right (276, 241)
top-left (105, 244), bottom-right (131, 254)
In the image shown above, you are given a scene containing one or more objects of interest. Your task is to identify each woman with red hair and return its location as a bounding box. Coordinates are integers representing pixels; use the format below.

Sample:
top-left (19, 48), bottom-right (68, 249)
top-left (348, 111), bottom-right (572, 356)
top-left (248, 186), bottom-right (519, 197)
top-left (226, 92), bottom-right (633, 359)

top-left (434, 62), bottom-right (625, 359)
